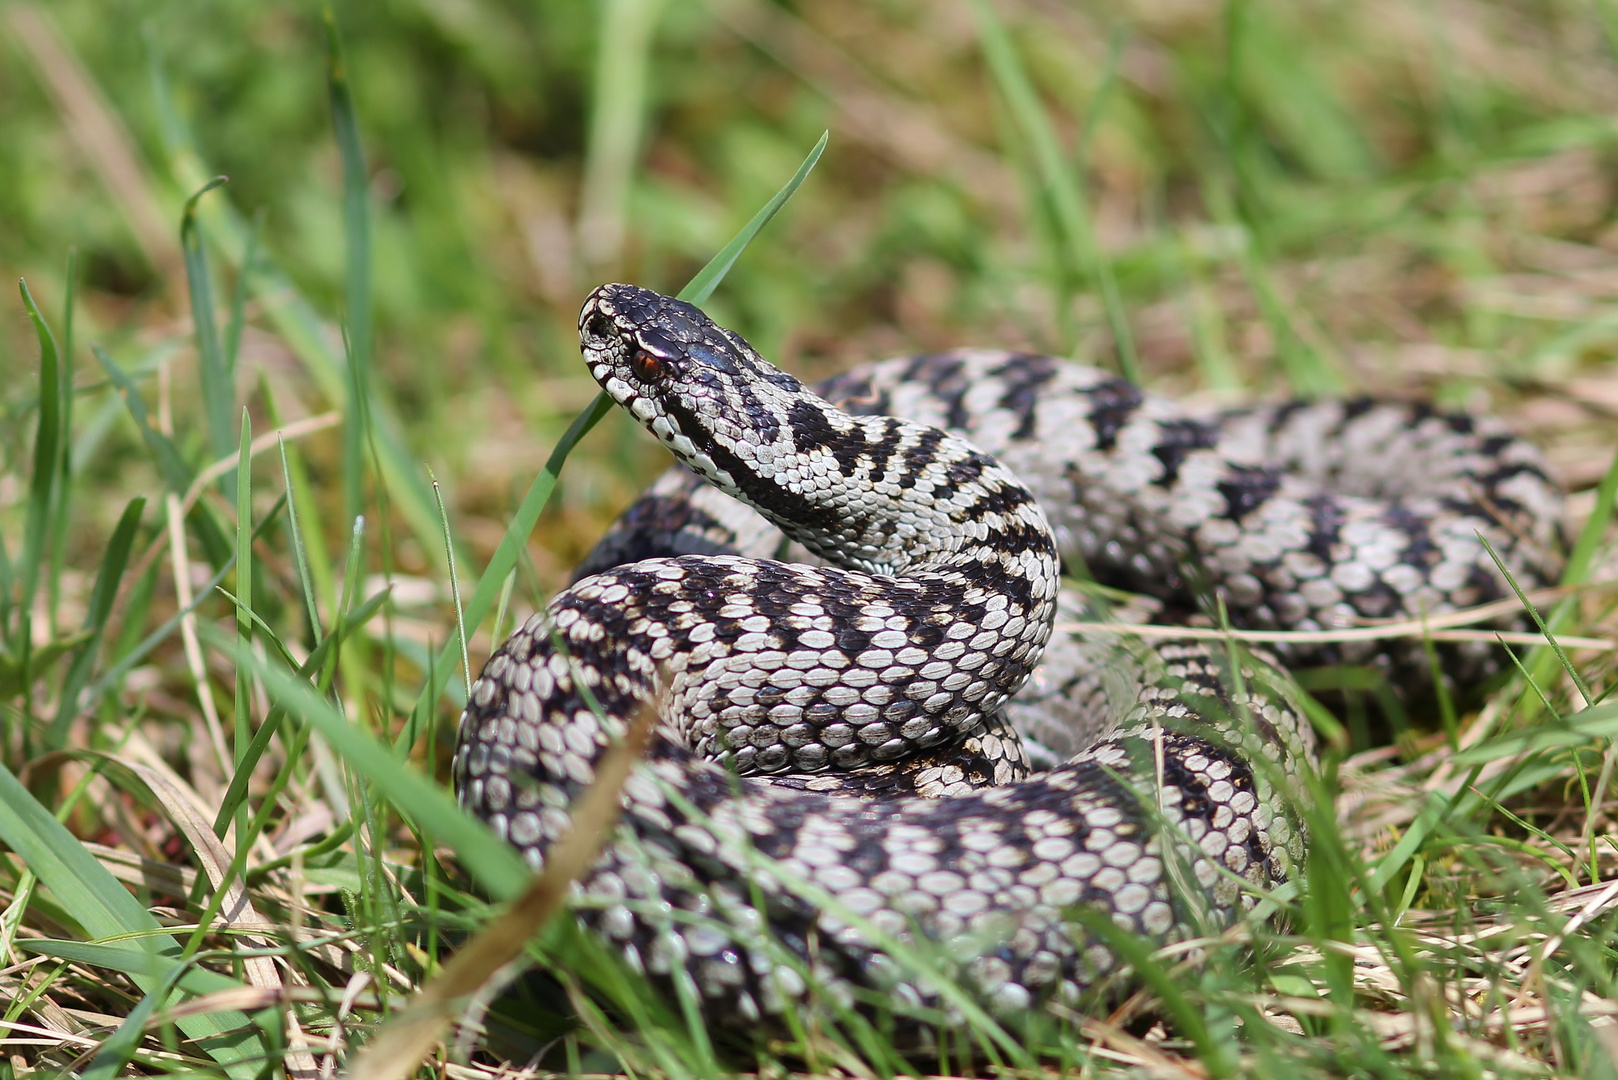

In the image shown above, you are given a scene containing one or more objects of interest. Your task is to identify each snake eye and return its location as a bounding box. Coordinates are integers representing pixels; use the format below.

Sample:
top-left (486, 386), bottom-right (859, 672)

top-left (583, 312), bottom-right (613, 343)
top-left (631, 350), bottom-right (667, 384)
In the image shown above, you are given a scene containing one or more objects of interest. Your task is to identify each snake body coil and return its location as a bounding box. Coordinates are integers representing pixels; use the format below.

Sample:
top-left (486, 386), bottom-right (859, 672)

top-left (455, 284), bottom-right (1563, 1032)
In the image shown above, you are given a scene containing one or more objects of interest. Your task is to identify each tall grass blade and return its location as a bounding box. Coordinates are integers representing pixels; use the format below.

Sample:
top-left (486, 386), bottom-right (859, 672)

top-left (181, 176), bottom-right (235, 480)
top-left (224, 210), bottom-right (261, 371)
top-left (405, 396), bottom-right (613, 749)
top-left (148, 57), bottom-right (453, 567)
top-left (431, 472), bottom-right (471, 701)
top-left (679, 130), bottom-right (828, 306)
top-left (278, 436), bottom-right (323, 640)
top-left (325, 6), bottom-right (374, 526)
top-left (19, 279), bottom-right (63, 639)
top-left (48, 496), bottom-right (146, 748)
top-left (94, 345), bottom-right (232, 566)
top-left (77, 498), bottom-right (284, 720)
top-left (1564, 445), bottom-right (1618, 588)
top-left (232, 409), bottom-right (254, 845)
top-left (1480, 534), bottom-right (1594, 707)
top-left (92, 346), bottom-right (190, 492)
top-left (1450, 700), bottom-right (1618, 765)
top-left (48, 249), bottom-right (78, 635)
top-left (332, 515), bottom-right (366, 691)
top-left (78, 964), bottom-right (185, 1080)
top-left (578, 0), bottom-right (666, 273)
top-left (211, 589), bottom-right (388, 836)
top-left (18, 939), bottom-right (252, 1000)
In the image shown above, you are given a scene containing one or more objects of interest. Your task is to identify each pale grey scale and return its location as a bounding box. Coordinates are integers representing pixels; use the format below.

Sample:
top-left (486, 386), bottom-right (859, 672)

top-left (457, 283), bottom-right (1560, 1038)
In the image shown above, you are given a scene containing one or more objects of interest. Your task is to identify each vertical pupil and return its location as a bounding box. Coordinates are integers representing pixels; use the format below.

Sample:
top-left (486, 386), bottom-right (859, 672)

top-left (634, 352), bottom-right (660, 382)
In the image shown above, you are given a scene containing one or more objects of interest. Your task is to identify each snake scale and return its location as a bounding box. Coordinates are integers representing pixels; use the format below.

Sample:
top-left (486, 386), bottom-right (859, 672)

top-left (454, 283), bottom-right (1564, 1037)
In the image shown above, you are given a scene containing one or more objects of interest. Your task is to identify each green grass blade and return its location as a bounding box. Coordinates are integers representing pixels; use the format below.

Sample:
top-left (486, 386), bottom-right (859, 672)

top-left (1564, 444), bottom-right (1618, 588)
top-left (1243, 253), bottom-right (1342, 395)
top-left (1449, 700), bottom-right (1618, 766)
top-left (93, 345), bottom-right (233, 567)
top-left (181, 176), bottom-right (235, 473)
top-left (92, 346), bottom-right (191, 493)
top-left (0, 495), bottom-right (10, 641)
top-left (333, 515), bottom-right (366, 675)
top-left (402, 390), bottom-right (613, 748)
top-left (1365, 790), bottom-right (1448, 894)
top-left (80, 963), bottom-right (187, 1080)
top-left (233, 408), bottom-right (253, 846)
top-left (679, 130), bottom-right (827, 306)
top-left (1074, 25), bottom-right (1126, 168)
top-left (48, 496), bottom-right (146, 748)
top-left (49, 249), bottom-right (78, 636)
top-left (81, 543), bottom-right (270, 719)
top-left (277, 435), bottom-right (323, 640)
top-left (0, 762), bottom-right (267, 1075)
top-left (431, 471), bottom-right (472, 700)
top-left (326, 9), bottom-right (370, 377)
top-left (325, 7), bottom-right (374, 525)
top-left (19, 279), bottom-right (63, 640)
top-left (1480, 533), bottom-right (1593, 707)
top-left (1074, 907), bottom-right (1233, 1076)
top-left (18, 939), bottom-right (250, 1000)
top-left (578, 0), bottom-right (665, 272)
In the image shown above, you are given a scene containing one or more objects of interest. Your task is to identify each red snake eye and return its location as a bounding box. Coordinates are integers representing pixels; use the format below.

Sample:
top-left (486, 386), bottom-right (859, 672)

top-left (631, 350), bottom-right (666, 384)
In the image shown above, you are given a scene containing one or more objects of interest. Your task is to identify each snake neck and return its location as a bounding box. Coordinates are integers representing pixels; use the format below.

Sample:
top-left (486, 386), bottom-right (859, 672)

top-left (687, 399), bottom-right (1059, 584)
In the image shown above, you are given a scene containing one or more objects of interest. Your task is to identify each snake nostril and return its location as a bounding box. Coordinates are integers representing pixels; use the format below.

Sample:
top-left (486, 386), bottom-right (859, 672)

top-left (583, 312), bottom-right (613, 343)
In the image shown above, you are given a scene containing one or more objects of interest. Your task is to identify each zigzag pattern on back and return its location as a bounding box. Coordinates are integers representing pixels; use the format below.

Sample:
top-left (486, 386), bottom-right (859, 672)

top-left (455, 283), bottom-right (1562, 1034)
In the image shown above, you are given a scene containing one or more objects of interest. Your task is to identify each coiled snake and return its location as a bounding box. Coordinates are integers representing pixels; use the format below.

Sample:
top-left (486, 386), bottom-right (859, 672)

top-left (455, 283), bottom-right (1563, 1034)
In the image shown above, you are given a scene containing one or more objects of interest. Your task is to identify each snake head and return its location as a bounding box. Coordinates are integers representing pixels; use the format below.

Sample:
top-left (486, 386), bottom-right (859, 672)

top-left (579, 283), bottom-right (1057, 578)
top-left (579, 283), bottom-right (805, 489)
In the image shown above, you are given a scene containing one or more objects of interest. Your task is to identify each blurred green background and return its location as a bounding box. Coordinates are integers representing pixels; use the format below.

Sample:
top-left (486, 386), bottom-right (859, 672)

top-left (2, 0), bottom-right (1614, 594)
